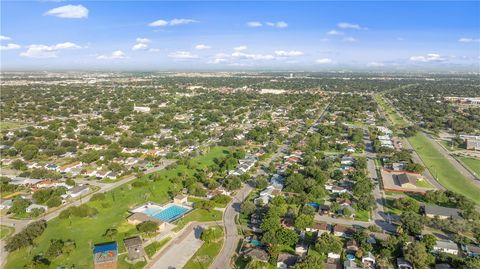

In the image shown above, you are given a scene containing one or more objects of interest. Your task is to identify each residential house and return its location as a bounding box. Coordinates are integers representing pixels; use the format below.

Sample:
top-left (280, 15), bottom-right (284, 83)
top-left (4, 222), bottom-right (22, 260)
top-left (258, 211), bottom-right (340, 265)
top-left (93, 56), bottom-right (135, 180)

top-left (462, 244), bottom-right (480, 258)
top-left (343, 260), bottom-right (362, 269)
top-left (394, 173), bottom-right (418, 188)
top-left (276, 253), bottom-right (298, 269)
top-left (243, 248), bottom-right (269, 262)
top-left (396, 258), bottom-right (413, 269)
top-left (26, 204), bottom-right (48, 213)
top-left (362, 252), bottom-right (376, 268)
top-left (346, 239), bottom-right (359, 252)
top-left (59, 161), bottom-right (83, 174)
top-left (333, 224), bottom-right (355, 238)
top-left (67, 185), bottom-right (90, 198)
top-left (295, 242), bottom-right (308, 257)
top-left (433, 240), bottom-right (459, 255)
top-left (423, 205), bottom-right (462, 220)
top-left (306, 222), bottom-right (329, 234)
top-left (0, 199), bottom-right (13, 210)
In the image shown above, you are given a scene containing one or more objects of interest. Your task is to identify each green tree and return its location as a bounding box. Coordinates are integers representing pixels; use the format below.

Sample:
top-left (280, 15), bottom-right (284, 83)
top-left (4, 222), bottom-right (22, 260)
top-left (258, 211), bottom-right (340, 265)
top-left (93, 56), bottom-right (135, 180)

top-left (401, 211), bottom-right (424, 235)
top-left (136, 221), bottom-right (159, 234)
top-left (295, 214), bottom-right (314, 230)
top-left (404, 242), bottom-right (434, 269)
top-left (421, 234), bottom-right (437, 252)
top-left (296, 254), bottom-right (325, 269)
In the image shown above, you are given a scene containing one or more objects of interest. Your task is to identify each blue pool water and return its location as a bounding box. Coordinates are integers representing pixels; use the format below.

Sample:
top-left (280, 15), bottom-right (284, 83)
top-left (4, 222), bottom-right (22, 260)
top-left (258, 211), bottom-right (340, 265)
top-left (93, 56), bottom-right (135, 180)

top-left (346, 254), bottom-right (355, 260)
top-left (251, 240), bottom-right (262, 246)
top-left (149, 205), bottom-right (189, 222)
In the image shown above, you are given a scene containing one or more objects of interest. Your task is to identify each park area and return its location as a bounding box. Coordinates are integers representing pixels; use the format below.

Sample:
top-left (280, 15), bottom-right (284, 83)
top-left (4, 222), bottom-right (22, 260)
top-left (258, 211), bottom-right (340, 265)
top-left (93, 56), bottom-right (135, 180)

top-left (459, 157), bottom-right (480, 178)
top-left (374, 95), bottom-right (409, 128)
top-left (408, 134), bottom-right (480, 204)
top-left (4, 147), bottom-right (230, 269)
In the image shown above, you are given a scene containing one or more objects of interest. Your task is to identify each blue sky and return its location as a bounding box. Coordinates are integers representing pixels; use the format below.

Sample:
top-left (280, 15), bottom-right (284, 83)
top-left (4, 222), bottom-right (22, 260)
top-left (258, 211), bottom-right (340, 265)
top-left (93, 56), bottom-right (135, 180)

top-left (1, 1), bottom-right (479, 71)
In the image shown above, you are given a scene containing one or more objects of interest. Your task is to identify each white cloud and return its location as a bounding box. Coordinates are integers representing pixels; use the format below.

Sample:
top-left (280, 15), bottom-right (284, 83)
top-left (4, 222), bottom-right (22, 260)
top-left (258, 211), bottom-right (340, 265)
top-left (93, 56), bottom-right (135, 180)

top-left (234, 46), bottom-right (247, 51)
top-left (97, 50), bottom-right (126, 60)
top-left (316, 58), bottom-right (333, 64)
top-left (149, 48), bottom-right (160, 52)
top-left (327, 30), bottom-right (344, 36)
top-left (0, 43), bottom-right (21, 50)
top-left (195, 44), bottom-right (211, 50)
top-left (458, 38), bottom-right (480, 43)
top-left (20, 42), bottom-right (81, 58)
top-left (0, 35), bottom-right (12, 41)
top-left (132, 38), bottom-right (150, 51)
top-left (44, 5), bottom-right (88, 19)
top-left (409, 53), bottom-right (446, 63)
top-left (274, 50), bottom-right (304, 57)
top-left (231, 52), bottom-right (275, 60)
top-left (149, 18), bottom-right (197, 27)
top-left (136, 38), bottom-right (150, 43)
top-left (168, 51), bottom-right (198, 59)
top-left (367, 62), bottom-right (385, 67)
top-left (208, 58), bottom-right (228, 64)
top-left (247, 21), bottom-right (263, 27)
top-left (132, 43), bottom-right (148, 51)
top-left (337, 22), bottom-right (366, 30)
top-left (248, 21), bottom-right (287, 28)
top-left (267, 21), bottom-right (288, 28)
top-left (343, 37), bottom-right (358, 43)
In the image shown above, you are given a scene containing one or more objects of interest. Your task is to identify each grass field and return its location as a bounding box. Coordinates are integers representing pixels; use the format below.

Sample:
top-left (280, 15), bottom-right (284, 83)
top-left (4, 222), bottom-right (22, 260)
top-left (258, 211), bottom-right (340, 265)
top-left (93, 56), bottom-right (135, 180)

top-left (459, 157), bottom-right (480, 177)
top-left (5, 147), bottom-right (229, 269)
top-left (0, 225), bottom-right (14, 240)
top-left (408, 134), bottom-right (480, 204)
top-left (173, 209), bottom-right (223, 232)
top-left (117, 254), bottom-right (147, 269)
top-left (374, 95), bottom-right (409, 128)
top-left (145, 237), bottom-right (171, 258)
top-left (355, 210), bottom-right (370, 222)
top-left (415, 179), bottom-right (434, 188)
top-left (0, 121), bottom-right (27, 131)
top-left (183, 227), bottom-right (224, 269)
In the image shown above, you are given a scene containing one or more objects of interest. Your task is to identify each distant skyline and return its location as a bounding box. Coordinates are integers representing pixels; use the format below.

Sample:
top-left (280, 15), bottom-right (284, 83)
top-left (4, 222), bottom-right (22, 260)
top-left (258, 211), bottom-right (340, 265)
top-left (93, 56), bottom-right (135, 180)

top-left (1, 1), bottom-right (479, 71)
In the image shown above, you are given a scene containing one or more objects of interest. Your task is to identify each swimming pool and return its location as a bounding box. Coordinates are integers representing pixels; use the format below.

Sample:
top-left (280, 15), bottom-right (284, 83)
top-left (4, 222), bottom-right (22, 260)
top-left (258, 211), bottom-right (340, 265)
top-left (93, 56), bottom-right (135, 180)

top-left (151, 205), bottom-right (189, 222)
top-left (132, 202), bottom-right (191, 222)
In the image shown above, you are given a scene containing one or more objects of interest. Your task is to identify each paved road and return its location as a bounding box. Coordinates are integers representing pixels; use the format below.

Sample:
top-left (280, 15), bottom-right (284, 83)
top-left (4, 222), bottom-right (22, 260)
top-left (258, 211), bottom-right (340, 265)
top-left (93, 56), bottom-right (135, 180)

top-left (210, 97), bottom-right (335, 269)
top-left (147, 224), bottom-right (206, 269)
top-left (363, 131), bottom-right (397, 233)
top-left (0, 160), bottom-right (175, 268)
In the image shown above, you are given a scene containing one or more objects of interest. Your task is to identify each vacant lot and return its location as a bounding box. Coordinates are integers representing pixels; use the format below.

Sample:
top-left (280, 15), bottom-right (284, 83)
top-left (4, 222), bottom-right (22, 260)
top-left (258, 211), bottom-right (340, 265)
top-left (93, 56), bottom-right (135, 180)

top-left (408, 134), bottom-right (480, 204)
top-left (183, 227), bottom-right (224, 269)
top-left (5, 147), bottom-right (229, 269)
top-left (0, 121), bottom-right (27, 130)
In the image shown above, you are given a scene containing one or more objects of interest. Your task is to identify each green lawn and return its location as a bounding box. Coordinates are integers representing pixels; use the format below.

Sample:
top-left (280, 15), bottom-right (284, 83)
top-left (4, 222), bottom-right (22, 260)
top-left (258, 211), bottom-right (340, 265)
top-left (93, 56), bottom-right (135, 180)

top-left (415, 179), bottom-right (434, 188)
top-left (408, 134), bottom-right (480, 204)
top-left (5, 147), bottom-right (229, 269)
top-left (459, 157), bottom-right (480, 177)
top-left (0, 225), bottom-right (14, 240)
top-left (183, 227), bottom-right (224, 269)
top-left (355, 210), bottom-right (370, 222)
top-left (144, 237), bottom-right (171, 258)
top-left (0, 121), bottom-right (27, 131)
top-left (117, 254), bottom-right (147, 269)
top-left (173, 209), bottom-right (223, 232)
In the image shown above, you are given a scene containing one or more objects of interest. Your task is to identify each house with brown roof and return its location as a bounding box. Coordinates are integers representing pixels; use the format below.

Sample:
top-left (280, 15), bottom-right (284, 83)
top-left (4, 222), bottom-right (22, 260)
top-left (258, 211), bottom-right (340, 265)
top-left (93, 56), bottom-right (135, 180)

top-left (394, 173), bottom-right (418, 188)
top-left (123, 236), bottom-right (145, 262)
top-left (306, 222), bottom-right (330, 235)
top-left (333, 224), bottom-right (355, 238)
top-left (127, 212), bottom-right (166, 230)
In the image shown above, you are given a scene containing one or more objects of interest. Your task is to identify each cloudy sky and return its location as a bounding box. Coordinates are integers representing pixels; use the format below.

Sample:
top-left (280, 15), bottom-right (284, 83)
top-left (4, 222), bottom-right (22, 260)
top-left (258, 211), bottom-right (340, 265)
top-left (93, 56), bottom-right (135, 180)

top-left (1, 1), bottom-right (479, 71)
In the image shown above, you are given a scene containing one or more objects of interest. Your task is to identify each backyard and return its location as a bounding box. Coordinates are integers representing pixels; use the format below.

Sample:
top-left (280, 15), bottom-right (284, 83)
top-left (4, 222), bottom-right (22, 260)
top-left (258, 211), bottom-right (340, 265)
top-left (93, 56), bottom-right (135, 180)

top-left (408, 134), bottom-right (480, 204)
top-left (5, 146), bottom-right (230, 269)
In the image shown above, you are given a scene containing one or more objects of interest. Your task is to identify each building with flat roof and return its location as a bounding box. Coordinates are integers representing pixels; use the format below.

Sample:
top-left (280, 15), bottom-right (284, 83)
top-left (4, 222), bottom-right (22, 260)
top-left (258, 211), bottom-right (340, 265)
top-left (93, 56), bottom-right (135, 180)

top-left (423, 205), bottom-right (462, 220)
